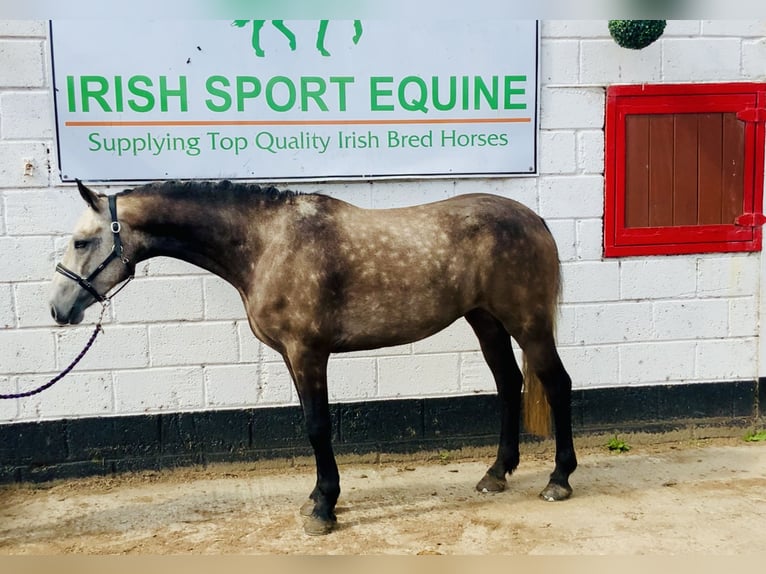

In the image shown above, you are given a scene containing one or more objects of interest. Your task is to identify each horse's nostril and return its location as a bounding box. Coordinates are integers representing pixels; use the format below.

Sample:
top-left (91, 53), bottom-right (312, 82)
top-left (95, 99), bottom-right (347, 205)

top-left (50, 304), bottom-right (59, 322)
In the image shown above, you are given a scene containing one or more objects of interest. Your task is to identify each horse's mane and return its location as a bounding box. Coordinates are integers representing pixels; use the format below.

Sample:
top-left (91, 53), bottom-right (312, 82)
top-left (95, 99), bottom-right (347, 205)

top-left (121, 180), bottom-right (304, 205)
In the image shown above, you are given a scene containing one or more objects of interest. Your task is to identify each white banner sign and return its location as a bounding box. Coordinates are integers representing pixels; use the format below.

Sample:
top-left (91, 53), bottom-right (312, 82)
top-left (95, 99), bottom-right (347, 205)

top-left (50, 19), bottom-right (539, 181)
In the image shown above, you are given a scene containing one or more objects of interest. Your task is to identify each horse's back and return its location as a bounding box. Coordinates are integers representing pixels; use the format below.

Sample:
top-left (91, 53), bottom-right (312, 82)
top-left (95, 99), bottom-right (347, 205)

top-left (335, 192), bottom-right (557, 267)
top-left (317, 192), bottom-right (558, 287)
top-left (297, 192), bottom-right (561, 349)
top-left (330, 192), bottom-right (546, 235)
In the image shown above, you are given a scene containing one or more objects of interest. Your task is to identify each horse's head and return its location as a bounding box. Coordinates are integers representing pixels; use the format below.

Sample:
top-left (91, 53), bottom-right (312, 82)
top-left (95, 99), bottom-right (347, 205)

top-left (49, 181), bottom-right (135, 325)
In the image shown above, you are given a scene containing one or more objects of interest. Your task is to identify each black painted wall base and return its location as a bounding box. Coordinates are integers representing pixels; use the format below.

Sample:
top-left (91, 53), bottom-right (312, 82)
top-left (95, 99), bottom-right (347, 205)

top-left (0, 380), bottom-right (762, 484)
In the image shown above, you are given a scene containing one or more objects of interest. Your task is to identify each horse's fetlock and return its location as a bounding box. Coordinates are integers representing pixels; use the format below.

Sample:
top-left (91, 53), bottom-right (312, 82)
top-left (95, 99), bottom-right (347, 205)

top-left (555, 450), bottom-right (578, 475)
top-left (502, 451), bottom-right (520, 471)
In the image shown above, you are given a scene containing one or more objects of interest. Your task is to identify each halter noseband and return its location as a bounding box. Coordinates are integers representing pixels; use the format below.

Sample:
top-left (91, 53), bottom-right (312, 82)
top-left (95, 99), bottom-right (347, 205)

top-left (56, 195), bottom-right (133, 304)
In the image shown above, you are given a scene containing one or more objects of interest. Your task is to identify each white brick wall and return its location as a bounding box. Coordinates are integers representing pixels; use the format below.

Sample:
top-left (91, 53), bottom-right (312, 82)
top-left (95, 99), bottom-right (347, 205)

top-left (742, 39), bottom-right (766, 77)
top-left (112, 277), bottom-right (205, 323)
top-left (17, 372), bottom-right (112, 419)
top-left (0, 91), bottom-right (53, 139)
top-left (540, 88), bottom-right (604, 129)
top-left (114, 367), bottom-right (205, 413)
top-left (0, 39), bottom-right (46, 87)
top-left (1, 20), bottom-right (764, 423)
top-left (663, 38), bottom-right (744, 82)
top-left (579, 40), bottom-right (663, 85)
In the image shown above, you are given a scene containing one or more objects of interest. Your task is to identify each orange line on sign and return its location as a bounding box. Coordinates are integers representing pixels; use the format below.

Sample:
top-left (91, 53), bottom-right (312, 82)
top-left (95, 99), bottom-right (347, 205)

top-left (64, 117), bottom-right (532, 127)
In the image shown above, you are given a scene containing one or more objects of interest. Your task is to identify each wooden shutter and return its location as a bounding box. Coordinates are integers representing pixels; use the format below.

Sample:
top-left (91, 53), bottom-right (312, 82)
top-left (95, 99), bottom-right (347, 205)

top-left (605, 83), bottom-right (766, 257)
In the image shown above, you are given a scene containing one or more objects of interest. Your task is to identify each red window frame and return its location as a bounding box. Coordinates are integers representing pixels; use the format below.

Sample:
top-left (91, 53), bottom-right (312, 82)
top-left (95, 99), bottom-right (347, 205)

top-left (604, 82), bottom-right (766, 257)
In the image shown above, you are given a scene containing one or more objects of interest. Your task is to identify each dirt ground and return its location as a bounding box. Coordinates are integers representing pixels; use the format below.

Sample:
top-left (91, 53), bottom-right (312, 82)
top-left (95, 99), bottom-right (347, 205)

top-left (0, 434), bottom-right (764, 555)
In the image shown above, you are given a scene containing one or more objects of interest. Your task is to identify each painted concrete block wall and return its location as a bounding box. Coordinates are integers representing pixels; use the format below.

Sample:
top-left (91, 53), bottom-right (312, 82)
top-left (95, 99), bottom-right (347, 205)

top-left (0, 20), bottom-right (764, 423)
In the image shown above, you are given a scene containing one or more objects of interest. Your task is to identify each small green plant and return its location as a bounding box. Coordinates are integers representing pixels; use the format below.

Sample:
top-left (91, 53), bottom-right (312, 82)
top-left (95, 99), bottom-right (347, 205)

top-left (744, 430), bottom-right (766, 442)
top-left (606, 436), bottom-right (631, 453)
top-left (438, 450), bottom-right (451, 464)
top-left (608, 20), bottom-right (666, 50)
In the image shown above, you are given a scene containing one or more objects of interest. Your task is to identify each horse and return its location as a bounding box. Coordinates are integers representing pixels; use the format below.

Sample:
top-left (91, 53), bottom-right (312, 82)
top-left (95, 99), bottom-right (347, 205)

top-left (49, 179), bottom-right (578, 535)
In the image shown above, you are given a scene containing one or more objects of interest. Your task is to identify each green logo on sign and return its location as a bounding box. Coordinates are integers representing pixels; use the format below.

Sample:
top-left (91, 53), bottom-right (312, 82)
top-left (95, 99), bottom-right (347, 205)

top-left (232, 20), bottom-right (363, 57)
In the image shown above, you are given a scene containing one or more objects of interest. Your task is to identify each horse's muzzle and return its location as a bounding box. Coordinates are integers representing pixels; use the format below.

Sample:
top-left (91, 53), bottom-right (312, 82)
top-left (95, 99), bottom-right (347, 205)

top-left (50, 301), bottom-right (85, 326)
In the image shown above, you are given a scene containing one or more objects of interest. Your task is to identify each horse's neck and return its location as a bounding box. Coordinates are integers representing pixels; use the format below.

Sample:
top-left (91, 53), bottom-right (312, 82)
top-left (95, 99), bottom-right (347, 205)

top-left (124, 193), bottom-right (260, 289)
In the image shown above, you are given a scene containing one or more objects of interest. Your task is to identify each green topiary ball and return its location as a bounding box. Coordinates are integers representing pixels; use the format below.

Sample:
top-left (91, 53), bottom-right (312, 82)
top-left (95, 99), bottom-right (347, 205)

top-left (608, 20), bottom-right (666, 50)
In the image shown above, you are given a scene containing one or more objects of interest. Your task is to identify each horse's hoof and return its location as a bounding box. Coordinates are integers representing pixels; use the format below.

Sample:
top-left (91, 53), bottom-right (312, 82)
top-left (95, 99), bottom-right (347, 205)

top-left (539, 482), bottom-right (572, 501)
top-left (303, 514), bottom-right (336, 536)
top-left (476, 472), bottom-right (507, 493)
top-left (299, 499), bottom-right (315, 517)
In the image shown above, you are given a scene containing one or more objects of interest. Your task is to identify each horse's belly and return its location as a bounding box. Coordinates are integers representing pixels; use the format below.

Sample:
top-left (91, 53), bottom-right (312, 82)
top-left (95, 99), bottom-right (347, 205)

top-left (333, 293), bottom-right (466, 352)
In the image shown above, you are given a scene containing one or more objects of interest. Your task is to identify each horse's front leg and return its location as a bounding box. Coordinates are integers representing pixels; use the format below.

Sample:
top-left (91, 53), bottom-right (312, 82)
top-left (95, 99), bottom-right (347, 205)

top-left (465, 309), bottom-right (523, 493)
top-left (285, 346), bottom-right (339, 535)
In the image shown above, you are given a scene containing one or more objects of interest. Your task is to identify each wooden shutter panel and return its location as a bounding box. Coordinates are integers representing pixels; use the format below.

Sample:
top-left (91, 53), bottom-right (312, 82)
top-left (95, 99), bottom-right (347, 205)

top-left (624, 112), bottom-right (745, 229)
top-left (605, 83), bottom-right (766, 257)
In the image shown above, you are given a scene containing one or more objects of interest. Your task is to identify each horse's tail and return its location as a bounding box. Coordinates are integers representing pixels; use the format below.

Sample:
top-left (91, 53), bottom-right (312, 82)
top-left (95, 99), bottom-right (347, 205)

top-left (522, 228), bottom-right (561, 438)
top-left (522, 356), bottom-right (552, 437)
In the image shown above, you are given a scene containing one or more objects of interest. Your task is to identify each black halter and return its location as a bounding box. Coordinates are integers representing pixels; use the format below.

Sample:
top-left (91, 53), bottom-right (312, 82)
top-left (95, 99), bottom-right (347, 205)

top-left (55, 195), bottom-right (133, 303)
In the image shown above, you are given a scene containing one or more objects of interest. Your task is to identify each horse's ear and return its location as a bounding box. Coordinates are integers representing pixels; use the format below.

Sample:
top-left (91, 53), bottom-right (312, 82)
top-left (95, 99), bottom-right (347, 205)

top-left (76, 179), bottom-right (103, 212)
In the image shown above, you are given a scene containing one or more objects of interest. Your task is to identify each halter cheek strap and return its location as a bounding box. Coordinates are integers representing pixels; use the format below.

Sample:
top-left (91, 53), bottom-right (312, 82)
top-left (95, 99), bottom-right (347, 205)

top-left (56, 195), bottom-right (133, 303)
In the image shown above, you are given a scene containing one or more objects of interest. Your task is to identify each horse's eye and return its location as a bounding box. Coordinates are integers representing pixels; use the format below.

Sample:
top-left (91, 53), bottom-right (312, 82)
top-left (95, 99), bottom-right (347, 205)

top-left (73, 239), bottom-right (90, 250)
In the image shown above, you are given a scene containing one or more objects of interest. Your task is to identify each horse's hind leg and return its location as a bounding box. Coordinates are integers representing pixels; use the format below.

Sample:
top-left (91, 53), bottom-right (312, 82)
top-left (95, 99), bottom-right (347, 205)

top-left (520, 333), bottom-right (578, 501)
top-left (284, 347), bottom-right (340, 535)
top-left (465, 309), bottom-right (524, 493)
